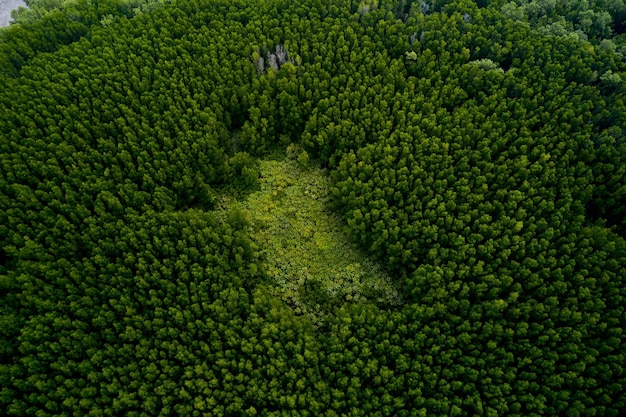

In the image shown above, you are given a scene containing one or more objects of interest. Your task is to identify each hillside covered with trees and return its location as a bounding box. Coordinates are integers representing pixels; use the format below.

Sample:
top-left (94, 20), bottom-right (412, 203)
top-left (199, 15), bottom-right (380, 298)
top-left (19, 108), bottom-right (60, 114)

top-left (1, 0), bottom-right (625, 415)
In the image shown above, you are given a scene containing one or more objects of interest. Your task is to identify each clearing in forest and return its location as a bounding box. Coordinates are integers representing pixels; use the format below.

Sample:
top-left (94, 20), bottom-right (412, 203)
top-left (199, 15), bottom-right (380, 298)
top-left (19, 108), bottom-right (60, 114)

top-left (219, 148), bottom-right (402, 326)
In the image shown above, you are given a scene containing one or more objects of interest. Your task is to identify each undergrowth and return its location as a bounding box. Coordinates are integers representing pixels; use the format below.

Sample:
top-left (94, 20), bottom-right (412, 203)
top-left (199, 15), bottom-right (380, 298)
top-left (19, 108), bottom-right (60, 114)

top-left (218, 146), bottom-right (402, 327)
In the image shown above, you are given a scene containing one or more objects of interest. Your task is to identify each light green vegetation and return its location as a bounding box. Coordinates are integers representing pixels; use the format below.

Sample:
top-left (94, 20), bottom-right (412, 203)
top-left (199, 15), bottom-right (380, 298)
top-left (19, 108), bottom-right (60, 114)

top-left (219, 147), bottom-right (402, 326)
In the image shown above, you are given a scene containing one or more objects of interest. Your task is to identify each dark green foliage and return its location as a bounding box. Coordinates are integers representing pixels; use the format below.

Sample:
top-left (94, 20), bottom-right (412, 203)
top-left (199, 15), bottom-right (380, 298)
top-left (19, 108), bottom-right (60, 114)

top-left (1, 0), bottom-right (625, 415)
top-left (0, 0), bottom-right (135, 78)
top-left (5, 210), bottom-right (261, 414)
top-left (497, 0), bottom-right (626, 40)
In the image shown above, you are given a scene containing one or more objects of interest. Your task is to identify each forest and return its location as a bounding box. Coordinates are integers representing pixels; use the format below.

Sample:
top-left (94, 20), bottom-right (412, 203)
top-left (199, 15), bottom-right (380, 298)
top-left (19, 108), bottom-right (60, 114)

top-left (0, 0), bottom-right (625, 415)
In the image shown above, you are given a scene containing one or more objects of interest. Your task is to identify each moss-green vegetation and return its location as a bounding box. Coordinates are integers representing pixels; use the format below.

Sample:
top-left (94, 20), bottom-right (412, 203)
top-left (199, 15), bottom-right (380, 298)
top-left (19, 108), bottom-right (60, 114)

top-left (220, 147), bottom-right (402, 326)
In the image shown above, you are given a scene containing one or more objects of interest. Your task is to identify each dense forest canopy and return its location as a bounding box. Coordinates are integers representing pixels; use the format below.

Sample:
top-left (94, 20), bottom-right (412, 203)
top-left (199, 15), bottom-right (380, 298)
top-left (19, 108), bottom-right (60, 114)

top-left (1, 0), bottom-right (625, 415)
top-left (4, 0), bottom-right (172, 25)
top-left (498, 0), bottom-right (626, 46)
